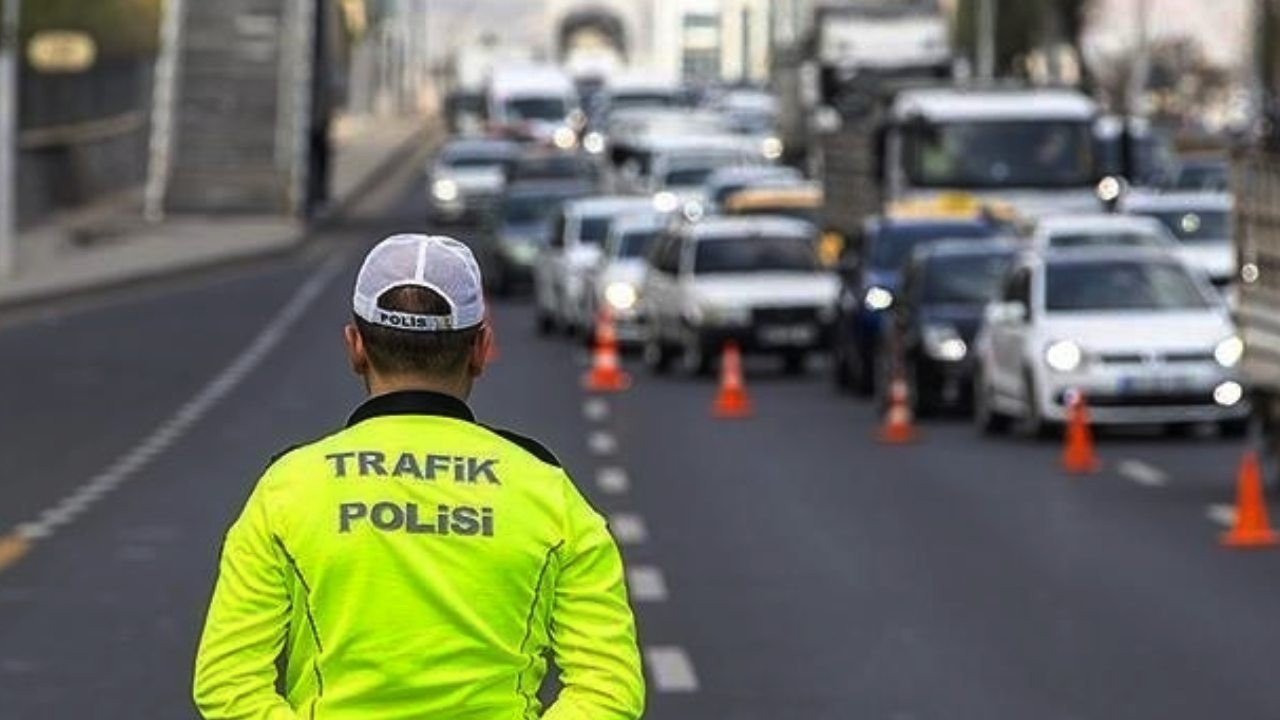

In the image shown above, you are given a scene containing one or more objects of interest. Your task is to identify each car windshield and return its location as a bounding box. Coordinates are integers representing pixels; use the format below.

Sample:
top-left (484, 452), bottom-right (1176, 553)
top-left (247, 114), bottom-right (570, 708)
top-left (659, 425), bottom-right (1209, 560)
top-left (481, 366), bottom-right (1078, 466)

top-left (903, 120), bottom-right (1095, 189)
top-left (921, 253), bottom-right (1013, 304)
top-left (1139, 209), bottom-right (1229, 244)
top-left (1045, 260), bottom-right (1213, 312)
top-left (664, 166), bottom-right (716, 187)
top-left (505, 97), bottom-right (568, 121)
top-left (616, 229), bottom-right (659, 258)
top-left (503, 193), bottom-right (565, 225)
top-left (512, 155), bottom-right (592, 181)
top-left (1049, 231), bottom-right (1164, 249)
top-left (733, 206), bottom-right (819, 224)
top-left (722, 111), bottom-right (774, 135)
top-left (694, 235), bottom-right (817, 274)
top-left (870, 223), bottom-right (997, 271)
top-left (442, 150), bottom-right (510, 169)
top-left (577, 216), bottom-right (611, 245)
top-left (612, 93), bottom-right (677, 110)
top-left (1174, 162), bottom-right (1228, 191)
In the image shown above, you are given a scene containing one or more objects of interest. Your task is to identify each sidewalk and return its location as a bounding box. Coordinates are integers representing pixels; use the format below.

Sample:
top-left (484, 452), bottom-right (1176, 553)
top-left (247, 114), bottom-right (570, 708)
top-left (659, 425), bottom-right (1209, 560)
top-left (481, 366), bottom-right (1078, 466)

top-left (0, 114), bottom-right (432, 308)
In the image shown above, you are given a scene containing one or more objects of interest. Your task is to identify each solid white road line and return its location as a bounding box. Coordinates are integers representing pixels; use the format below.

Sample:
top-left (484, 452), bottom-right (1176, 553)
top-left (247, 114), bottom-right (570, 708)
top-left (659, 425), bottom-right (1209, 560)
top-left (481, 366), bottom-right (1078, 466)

top-left (1117, 459), bottom-right (1169, 488)
top-left (609, 513), bottom-right (648, 545)
top-left (645, 646), bottom-right (700, 693)
top-left (1207, 503), bottom-right (1238, 528)
top-left (583, 397), bottom-right (609, 422)
top-left (588, 431), bottom-right (618, 456)
top-left (627, 565), bottom-right (669, 602)
top-left (8, 254), bottom-right (346, 546)
top-left (597, 467), bottom-right (630, 495)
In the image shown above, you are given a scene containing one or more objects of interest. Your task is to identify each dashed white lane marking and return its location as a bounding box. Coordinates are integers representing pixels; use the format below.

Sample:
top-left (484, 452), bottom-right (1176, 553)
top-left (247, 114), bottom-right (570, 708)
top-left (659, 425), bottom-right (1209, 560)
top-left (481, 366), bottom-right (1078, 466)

top-left (1207, 503), bottom-right (1238, 528)
top-left (627, 565), bottom-right (669, 602)
top-left (645, 646), bottom-right (699, 692)
top-left (597, 467), bottom-right (630, 494)
top-left (609, 513), bottom-right (648, 545)
top-left (588, 430), bottom-right (618, 456)
top-left (7, 255), bottom-right (346, 547)
top-left (583, 398), bottom-right (609, 422)
top-left (1117, 459), bottom-right (1168, 488)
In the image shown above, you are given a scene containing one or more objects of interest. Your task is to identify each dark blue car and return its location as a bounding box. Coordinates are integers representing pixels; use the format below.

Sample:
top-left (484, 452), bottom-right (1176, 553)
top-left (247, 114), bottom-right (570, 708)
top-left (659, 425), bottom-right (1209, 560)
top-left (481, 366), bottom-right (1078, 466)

top-left (877, 239), bottom-right (1018, 415)
top-left (832, 216), bottom-right (1002, 395)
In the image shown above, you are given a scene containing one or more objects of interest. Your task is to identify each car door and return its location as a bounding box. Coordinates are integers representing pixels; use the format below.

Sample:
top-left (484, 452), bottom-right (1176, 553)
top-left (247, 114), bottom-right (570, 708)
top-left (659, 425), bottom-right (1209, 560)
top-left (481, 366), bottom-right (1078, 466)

top-left (990, 265), bottom-right (1034, 400)
top-left (641, 233), bottom-right (678, 341)
top-left (535, 210), bottom-right (567, 315)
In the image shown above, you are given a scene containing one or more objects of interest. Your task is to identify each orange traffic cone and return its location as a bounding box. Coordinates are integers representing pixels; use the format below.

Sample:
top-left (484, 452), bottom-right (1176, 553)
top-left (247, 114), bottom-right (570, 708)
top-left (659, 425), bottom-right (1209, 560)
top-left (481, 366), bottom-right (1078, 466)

top-left (878, 373), bottom-right (917, 444)
top-left (1061, 390), bottom-right (1100, 474)
top-left (582, 308), bottom-right (630, 392)
top-left (1221, 451), bottom-right (1279, 548)
top-left (712, 342), bottom-right (752, 418)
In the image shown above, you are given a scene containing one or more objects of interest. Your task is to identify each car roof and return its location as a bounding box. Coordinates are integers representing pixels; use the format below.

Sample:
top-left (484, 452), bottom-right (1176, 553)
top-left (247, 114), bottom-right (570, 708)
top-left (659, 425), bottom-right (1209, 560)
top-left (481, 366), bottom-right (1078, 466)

top-left (564, 195), bottom-right (656, 216)
top-left (504, 179), bottom-right (593, 197)
top-left (892, 87), bottom-right (1097, 122)
top-left (1036, 214), bottom-right (1164, 234)
top-left (917, 238), bottom-right (1020, 259)
top-left (684, 215), bottom-right (816, 240)
top-left (1035, 245), bottom-right (1185, 266)
top-left (1121, 191), bottom-right (1232, 212)
top-left (610, 212), bottom-right (666, 234)
top-left (441, 137), bottom-right (519, 156)
top-left (706, 164), bottom-right (801, 184)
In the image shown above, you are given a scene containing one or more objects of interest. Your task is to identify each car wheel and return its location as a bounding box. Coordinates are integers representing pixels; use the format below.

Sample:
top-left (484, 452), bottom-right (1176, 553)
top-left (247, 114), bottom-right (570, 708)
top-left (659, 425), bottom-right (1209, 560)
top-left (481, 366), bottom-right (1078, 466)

top-left (782, 350), bottom-right (807, 376)
top-left (680, 329), bottom-right (713, 377)
top-left (910, 361), bottom-right (937, 419)
top-left (536, 310), bottom-right (555, 336)
top-left (643, 332), bottom-right (673, 374)
top-left (852, 344), bottom-right (876, 397)
top-left (1219, 418), bottom-right (1249, 439)
top-left (832, 344), bottom-right (855, 393)
top-left (974, 369), bottom-right (1012, 435)
top-left (1021, 371), bottom-right (1056, 440)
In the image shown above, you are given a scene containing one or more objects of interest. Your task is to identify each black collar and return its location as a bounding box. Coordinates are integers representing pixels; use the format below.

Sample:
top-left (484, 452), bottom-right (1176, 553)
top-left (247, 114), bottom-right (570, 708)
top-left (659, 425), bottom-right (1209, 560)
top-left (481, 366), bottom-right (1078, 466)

top-left (347, 390), bottom-right (476, 427)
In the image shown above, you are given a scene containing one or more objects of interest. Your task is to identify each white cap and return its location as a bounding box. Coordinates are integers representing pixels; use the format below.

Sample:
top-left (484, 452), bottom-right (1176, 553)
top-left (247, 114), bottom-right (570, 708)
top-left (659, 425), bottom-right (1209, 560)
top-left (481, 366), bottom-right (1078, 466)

top-left (353, 234), bottom-right (486, 332)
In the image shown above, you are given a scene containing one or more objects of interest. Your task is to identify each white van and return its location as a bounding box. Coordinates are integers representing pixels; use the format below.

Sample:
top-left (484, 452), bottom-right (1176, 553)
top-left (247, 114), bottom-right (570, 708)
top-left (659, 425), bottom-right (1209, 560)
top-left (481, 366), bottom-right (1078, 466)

top-left (487, 65), bottom-right (581, 148)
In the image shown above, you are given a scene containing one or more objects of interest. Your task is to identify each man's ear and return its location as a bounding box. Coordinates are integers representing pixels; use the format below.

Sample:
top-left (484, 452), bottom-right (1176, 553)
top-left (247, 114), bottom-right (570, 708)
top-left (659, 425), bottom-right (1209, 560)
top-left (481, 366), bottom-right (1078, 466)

top-left (468, 324), bottom-right (494, 378)
top-left (344, 324), bottom-right (370, 377)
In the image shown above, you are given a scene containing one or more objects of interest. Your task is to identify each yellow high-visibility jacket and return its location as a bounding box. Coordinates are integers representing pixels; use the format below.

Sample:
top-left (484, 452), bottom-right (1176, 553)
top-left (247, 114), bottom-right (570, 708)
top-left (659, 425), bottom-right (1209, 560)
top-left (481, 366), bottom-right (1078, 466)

top-left (193, 390), bottom-right (644, 720)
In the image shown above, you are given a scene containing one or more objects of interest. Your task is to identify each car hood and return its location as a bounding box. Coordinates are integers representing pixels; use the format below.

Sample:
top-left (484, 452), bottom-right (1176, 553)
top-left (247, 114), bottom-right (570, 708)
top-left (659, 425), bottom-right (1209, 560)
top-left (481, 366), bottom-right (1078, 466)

top-left (500, 221), bottom-right (549, 244)
top-left (691, 273), bottom-right (840, 307)
top-left (1174, 243), bottom-right (1233, 281)
top-left (1041, 311), bottom-right (1234, 352)
top-left (437, 167), bottom-right (506, 194)
top-left (599, 260), bottom-right (647, 287)
top-left (920, 304), bottom-right (985, 340)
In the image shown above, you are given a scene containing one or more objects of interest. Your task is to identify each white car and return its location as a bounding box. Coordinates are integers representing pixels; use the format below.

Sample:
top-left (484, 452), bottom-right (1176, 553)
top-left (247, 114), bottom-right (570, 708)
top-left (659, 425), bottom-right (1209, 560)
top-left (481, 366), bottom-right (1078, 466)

top-left (640, 216), bottom-right (839, 375)
top-left (1122, 191), bottom-right (1234, 287)
top-left (1028, 214), bottom-right (1180, 254)
top-left (583, 213), bottom-right (666, 345)
top-left (534, 196), bottom-right (656, 335)
top-left (425, 138), bottom-right (519, 224)
top-left (973, 248), bottom-right (1248, 436)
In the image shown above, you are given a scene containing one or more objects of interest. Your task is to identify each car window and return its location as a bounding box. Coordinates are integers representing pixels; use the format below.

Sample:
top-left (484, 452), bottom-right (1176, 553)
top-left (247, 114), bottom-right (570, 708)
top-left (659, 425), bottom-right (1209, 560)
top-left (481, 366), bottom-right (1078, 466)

top-left (1045, 260), bottom-right (1213, 312)
top-left (1049, 231), bottom-right (1163, 249)
top-left (1137, 209), bottom-right (1229, 244)
top-left (502, 194), bottom-right (558, 225)
top-left (1002, 266), bottom-right (1032, 310)
top-left (869, 224), bottom-right (998, 270)
top-left (922, 253), bottom-right (1014, 304)
top-left (618, 229), bottom-right (659, 259)
top-left (693, 236), bottom-right (818, 275)
top-left (577, 216), bottom-right (611, 245)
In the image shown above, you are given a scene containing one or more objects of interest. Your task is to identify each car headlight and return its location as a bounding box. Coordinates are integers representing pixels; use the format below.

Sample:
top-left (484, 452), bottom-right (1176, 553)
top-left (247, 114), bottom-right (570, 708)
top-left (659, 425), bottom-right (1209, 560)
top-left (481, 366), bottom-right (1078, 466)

top-left (553, 126), bottom-right (577, 150)
top-left (432, 179), bottom-right (459, 203)
top-left (864, 286), bottom-right (894, 311)
top-left (1214, 335), bottom-right (1244, 368)
top-left (501, 237), bottom-right (538, 263)
top-left (605, 281), bottom-right (638, 311)
top-left (761, 136), bottom-right (784, 160)
top-left (583, 131), bottom-right (605, 155)
top-left (923, 324), bottom-right (967, 362)
top-left (654, 191), bottom-right (680, 213)
top-left (1045, 340), bottom-right (1083, 373)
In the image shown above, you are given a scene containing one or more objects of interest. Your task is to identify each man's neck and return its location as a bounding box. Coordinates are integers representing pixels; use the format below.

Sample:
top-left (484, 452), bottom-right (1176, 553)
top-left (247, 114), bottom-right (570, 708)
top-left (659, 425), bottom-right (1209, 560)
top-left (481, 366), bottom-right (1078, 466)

top-left (366, 375), bottom-right (470, 402)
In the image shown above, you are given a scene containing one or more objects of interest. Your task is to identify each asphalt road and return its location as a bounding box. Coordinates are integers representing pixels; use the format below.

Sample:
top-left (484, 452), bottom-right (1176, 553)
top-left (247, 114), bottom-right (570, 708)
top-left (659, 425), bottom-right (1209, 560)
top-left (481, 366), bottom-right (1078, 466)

top-left (2, 165), bottom-right (1279, 718)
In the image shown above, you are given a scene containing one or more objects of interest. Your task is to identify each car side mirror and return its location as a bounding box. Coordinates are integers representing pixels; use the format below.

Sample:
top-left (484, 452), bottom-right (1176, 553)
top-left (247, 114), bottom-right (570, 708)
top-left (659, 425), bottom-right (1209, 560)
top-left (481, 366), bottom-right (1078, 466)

top-left (985, 301), bottom-right (1026, 325)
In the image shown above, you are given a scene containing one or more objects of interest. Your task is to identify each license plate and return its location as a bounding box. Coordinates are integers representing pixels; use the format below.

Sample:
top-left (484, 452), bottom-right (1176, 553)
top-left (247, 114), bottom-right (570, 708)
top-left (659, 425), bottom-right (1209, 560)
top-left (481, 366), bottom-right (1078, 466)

top-left (759, 324), bottom-right (816, 346)
top-left (1117, 374), bottom-right (1193, 394)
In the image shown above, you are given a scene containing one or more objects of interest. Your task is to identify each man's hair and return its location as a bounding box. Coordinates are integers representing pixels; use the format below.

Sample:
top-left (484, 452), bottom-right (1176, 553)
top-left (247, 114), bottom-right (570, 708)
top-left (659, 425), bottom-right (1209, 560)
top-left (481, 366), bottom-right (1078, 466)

top-left (353, 285), bottom-right (481, 376)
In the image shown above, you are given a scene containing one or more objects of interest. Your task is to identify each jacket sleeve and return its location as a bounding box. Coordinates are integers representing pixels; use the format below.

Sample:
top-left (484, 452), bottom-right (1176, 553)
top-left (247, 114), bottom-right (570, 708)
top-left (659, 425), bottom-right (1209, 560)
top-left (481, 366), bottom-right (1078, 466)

top-left (193, 479), bottom-right (298, 720)
top-left (543, 478), bottom-right (646, 720)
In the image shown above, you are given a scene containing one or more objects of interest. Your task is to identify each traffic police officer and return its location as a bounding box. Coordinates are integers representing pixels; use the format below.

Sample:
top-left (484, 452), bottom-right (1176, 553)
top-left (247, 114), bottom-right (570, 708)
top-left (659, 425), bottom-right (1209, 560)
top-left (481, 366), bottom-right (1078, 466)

top-left (193, 234), bottom-right (645, 719)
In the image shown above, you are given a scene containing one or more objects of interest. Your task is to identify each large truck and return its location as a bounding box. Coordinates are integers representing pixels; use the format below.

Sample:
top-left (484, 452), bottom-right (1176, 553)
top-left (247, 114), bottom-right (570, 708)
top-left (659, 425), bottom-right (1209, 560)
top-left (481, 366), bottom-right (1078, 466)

top-left (773, 0), bottom-right (952, 169)
top-left (1233, 155), bottom-right (1280, 475)
top-left (818, 83), bottom-right (1106, 250)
